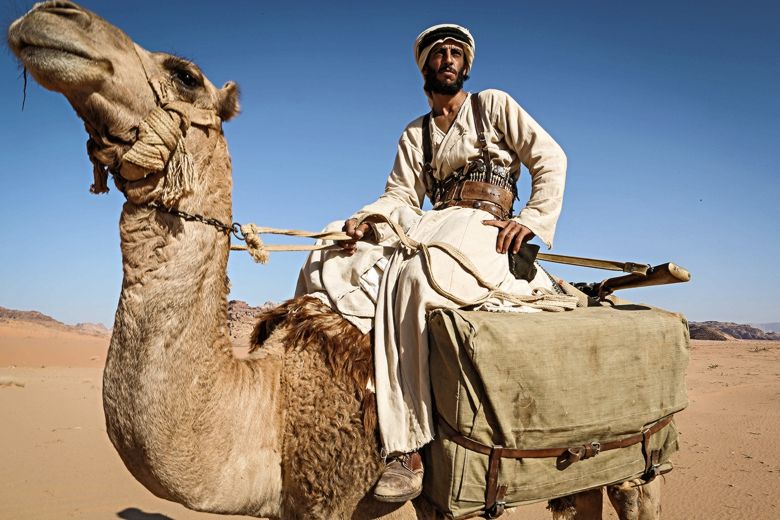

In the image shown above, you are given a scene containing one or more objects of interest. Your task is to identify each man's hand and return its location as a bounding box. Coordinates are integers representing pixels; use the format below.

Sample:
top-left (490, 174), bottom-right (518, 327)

top-left (482, 220), bottom-right (535, 254)
top-left (341, 218), bottom-right (375, 255)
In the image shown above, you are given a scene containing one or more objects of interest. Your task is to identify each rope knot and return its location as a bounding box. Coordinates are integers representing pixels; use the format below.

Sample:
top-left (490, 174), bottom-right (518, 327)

top-left (240, 223), bottom-right (270, 264)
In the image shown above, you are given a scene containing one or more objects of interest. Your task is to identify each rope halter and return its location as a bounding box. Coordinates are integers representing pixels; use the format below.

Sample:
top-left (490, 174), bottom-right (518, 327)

top-left (87, 45), bottom-right (222, 205)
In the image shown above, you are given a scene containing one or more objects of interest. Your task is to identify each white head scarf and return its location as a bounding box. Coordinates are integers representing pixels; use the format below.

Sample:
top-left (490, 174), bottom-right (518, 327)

top-left (414, 23), bottom-right (475, 76)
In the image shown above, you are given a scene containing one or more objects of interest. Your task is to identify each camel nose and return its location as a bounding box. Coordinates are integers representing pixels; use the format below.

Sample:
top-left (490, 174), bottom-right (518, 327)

top-left (31, 0), bottom-right (87, 19)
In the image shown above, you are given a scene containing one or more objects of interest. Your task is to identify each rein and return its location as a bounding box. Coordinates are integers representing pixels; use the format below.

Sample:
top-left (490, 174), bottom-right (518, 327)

top-left (143, 202), bottom-right (349, 264)
top-left (143, 202), bottom-right (578, 311)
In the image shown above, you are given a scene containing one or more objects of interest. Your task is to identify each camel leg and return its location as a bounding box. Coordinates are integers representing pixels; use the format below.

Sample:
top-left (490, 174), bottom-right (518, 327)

top-left (606, 478), bottom-right (661, 520)
top-left (548, 488), bottom-right (603, 520)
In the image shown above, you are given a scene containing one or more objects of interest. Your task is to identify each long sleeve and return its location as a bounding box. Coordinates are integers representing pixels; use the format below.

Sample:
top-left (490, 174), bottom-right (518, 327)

top-left (351, 129), bottom-right (427, 243)
top-left (485, 90), bottom-right (567, 248)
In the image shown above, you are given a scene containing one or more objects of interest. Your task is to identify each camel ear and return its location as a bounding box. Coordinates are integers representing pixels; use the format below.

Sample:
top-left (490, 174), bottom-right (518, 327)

top-left (217, 81), bottom-right (240, 121)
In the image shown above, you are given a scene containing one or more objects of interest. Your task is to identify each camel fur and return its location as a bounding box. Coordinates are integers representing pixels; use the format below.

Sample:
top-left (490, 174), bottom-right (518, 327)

top-left (7, 2), bottom-right (661, 518)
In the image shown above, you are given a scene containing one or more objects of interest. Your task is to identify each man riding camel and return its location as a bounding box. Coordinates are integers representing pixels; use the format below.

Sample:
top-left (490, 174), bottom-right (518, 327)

top-left (297, 23), bottom-right (567, 502)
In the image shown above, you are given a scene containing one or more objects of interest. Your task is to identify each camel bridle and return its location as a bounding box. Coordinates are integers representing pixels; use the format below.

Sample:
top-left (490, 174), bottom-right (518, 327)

top-left (85, 43), bottom-right (222, 205)
top-left (79, 43), bottom-right (252, 246)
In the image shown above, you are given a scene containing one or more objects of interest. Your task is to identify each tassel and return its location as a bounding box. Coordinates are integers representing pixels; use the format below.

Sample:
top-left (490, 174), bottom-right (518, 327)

top-left (161, 139), bottom-right (195, 205)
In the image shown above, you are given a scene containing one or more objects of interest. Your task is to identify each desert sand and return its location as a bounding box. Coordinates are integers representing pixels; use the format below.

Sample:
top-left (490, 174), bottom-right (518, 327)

top-left (1, 319), bottom-right (778, 519)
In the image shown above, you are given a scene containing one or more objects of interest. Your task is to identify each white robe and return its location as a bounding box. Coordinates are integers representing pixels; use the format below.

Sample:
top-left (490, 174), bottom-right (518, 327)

top-left (299, 89), bottom-right (567, 452)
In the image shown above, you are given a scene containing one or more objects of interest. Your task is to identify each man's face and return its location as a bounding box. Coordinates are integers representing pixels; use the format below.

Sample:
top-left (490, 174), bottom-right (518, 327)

top-left (423, 40), bottom-right (468, 95)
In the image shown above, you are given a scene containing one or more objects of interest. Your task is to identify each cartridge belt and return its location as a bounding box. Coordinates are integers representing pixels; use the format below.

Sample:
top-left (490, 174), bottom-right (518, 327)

top-left (423, 92), bottom-right (516, 221)
top-left (434, 178), bottom-right (514, 220)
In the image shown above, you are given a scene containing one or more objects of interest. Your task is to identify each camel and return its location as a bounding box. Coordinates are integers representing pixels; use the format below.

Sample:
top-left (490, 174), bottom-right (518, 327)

top-left (7, 2), bottom-right (662, 519)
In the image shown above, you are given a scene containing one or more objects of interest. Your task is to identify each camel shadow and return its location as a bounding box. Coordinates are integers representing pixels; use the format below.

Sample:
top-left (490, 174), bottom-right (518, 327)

top-left (116, 508), bottom-right (173, 520)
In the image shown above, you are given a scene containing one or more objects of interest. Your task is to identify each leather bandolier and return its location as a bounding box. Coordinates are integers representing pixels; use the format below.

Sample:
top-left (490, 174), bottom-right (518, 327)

top-left (423, 93), bottom-right (517, 221)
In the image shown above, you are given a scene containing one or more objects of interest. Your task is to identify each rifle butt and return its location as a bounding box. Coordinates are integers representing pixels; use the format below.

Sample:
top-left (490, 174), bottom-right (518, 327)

top-left (600, 263), bottom-right (691, 294)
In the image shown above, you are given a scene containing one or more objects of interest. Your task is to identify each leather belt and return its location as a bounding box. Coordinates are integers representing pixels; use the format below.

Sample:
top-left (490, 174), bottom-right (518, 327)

top-left (434, 179), bottom-right (514, 220)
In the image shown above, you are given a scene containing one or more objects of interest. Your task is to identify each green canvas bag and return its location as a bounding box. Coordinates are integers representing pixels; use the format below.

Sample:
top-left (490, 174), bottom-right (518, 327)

top-left (424, 304), bottom-right (689, 518)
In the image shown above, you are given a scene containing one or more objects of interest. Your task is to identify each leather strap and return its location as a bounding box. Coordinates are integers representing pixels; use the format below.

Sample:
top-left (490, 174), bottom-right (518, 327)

top-left (470, 93), bottom-right (493, 179)
top-left (484, 446), bottom-right (508, 518)
top-left (422, 113), bottom-right (433, 174)
top-left (438, 415), bottom-right (673, 460)
top-left (421, 112), bottom-right (438, 201)
top-left (436, 199), bottom-right (509, 220)
top-left (437, 414), bottom-right (674, 518)
top-left (458, 180), bottom-right (514, 209)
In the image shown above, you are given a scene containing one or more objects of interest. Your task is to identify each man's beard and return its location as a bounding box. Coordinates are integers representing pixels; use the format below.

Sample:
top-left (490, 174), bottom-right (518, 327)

top-left (424, 66), bottom-right (468, 95)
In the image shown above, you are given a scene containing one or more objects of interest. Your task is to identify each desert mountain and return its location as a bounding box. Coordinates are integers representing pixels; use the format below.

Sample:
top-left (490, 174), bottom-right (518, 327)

top-left (227, 299), bottom-right (277, 347)
top-left (0, 306), bottom-right (111, 337)
top-left (1, 301), bottom-right (278, 346)
top-left (689, 321), bottom-right (779, 341)
top-left (4, 304), bottom-right (776, 343)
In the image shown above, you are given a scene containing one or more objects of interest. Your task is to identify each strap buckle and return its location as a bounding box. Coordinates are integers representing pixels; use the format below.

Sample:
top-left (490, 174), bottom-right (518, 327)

top-left (642, 462), bottom-right (661, 482)
top-left (485, 483), bottom-right (507, 518)
top-left (485, 499), bottom-right (506, 519)
top-left (567, 441), bottom-right (601, 462)
top-left (641, 448), bottom-right (663, 482)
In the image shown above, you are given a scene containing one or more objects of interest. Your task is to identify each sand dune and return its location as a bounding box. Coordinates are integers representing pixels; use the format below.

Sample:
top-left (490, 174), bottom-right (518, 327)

top-left (1, 318), bottom-right (778, 519)
top-left (0, 320), bottom-right (109, 368)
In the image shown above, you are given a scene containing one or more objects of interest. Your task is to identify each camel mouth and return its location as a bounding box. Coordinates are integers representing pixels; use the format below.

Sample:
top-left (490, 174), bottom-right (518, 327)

top-left (12, 38), bottom-right (113, 89)
top-left (8, 5), bottom-right (113, 89)
top-left (11, 23), bottom-right (107, 64)
top-left (17, 40), bottom-right (96, 66)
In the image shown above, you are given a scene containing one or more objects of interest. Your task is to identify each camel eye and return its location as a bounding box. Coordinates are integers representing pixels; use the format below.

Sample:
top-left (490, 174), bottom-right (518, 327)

top-left (172, 68), bottom-right (200, 89)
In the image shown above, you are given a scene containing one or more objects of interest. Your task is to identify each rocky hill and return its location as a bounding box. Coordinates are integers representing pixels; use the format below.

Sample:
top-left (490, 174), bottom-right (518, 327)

top-left (0, 306), bottom-right (111, 337)
top-left (1, 301), bottom-right (278, 344)
top-left (227, 300), bottom-right (277, 346)
top-left (690, 321), bottom-right (779, 341)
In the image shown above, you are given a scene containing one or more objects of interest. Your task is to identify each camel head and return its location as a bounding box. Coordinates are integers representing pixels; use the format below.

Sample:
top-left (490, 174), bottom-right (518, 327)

top-left (8, 0), bottom-right (240, 210)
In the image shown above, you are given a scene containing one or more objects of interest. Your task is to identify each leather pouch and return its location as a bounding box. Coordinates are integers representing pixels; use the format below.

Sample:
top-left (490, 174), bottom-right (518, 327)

top-left (508, 243), bottom-right (539, 282)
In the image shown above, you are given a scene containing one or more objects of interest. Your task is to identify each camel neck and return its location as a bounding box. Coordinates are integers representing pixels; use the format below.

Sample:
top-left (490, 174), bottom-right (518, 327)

top-left (111, 129), bottom-right (234, 365)
top-left (105, 131), bottom-right (239, 418)
top-left (101, 135), bottom-right (285, 518)
top-left (114, 200), bottom-right (233, 363)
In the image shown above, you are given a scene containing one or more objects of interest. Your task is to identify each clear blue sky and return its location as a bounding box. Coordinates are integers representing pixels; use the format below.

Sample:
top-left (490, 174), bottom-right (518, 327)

top-left (1, 0), bottom-right (778, 326)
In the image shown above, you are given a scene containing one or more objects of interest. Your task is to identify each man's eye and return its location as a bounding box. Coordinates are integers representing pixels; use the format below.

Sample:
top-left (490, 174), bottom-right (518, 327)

top-left (173, 69), bottom-right (199, 88)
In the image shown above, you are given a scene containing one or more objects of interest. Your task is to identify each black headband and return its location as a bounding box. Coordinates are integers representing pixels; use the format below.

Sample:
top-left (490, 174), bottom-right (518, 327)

top-left (416, 27), bottom-right (471, 58)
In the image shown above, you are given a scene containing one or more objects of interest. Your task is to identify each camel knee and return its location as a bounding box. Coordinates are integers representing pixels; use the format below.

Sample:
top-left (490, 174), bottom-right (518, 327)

top-left (606, 478), bottom-right (661, 520)
top-left (548, 488), bottom-right (603, 520)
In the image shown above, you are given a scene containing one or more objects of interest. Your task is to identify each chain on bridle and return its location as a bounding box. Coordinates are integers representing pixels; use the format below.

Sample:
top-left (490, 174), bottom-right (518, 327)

top-left (82, 44), bottom-right (252, 245)
top-left (145, 201), bottom-right (248, 243)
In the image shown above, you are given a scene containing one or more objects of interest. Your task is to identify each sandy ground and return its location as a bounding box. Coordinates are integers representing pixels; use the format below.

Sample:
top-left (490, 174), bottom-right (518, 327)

top-left (1, 320), bottom-right (778, 519)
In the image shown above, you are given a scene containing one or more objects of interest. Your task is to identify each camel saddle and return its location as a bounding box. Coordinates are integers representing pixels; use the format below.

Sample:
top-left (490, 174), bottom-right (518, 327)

top-left (424, 303), bottom-right (689, 519)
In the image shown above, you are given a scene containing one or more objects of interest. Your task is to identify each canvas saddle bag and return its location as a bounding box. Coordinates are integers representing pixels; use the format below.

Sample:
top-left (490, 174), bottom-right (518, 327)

top-left (424, 303), bottom-right (689, 518)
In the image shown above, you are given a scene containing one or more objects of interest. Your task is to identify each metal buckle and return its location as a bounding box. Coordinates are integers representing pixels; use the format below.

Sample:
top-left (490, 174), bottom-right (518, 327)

top-left (485, 500), bottom-right (506, 518)
top-left (642, 463), bottom-right (661, 482)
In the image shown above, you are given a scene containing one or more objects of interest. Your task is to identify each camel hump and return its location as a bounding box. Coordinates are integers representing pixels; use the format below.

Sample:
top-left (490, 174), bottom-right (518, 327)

top-left (251, 295), bottom-right (376, 434)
